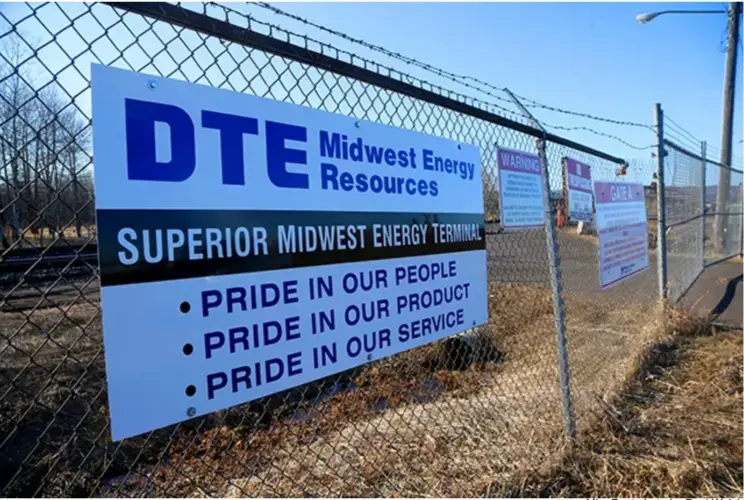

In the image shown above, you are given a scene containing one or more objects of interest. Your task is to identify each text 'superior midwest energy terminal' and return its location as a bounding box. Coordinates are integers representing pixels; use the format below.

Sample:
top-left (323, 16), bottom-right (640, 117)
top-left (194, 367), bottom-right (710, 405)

top-left (91, 64), bottom-right (488, 441)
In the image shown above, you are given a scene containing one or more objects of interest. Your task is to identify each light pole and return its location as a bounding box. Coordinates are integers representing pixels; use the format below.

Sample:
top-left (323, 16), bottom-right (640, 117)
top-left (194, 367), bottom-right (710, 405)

top-left (637, 3), bottom-right (741, 255)
top-left (635, 10), bottom-right (727, 24)
top-left (715, 3), bottom-right (741, 255)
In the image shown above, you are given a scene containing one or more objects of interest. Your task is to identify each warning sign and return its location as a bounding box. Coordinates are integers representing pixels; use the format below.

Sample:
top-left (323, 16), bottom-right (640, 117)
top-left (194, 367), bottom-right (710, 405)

top-left (497, 147), bottom-right (546, 230)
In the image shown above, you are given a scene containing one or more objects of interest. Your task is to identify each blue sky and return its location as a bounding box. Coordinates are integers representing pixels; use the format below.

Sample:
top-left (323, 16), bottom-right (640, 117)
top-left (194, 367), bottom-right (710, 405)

top-left (0, 1), bottom-right (741, 186)
top-left (250, 2), bottom-right (742, 166)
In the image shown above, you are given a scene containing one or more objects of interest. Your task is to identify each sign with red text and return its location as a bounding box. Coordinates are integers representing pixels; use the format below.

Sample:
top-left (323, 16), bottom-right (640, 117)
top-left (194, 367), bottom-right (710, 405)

top-left (92, 64), bottom-right (488, 441)
top-left (565, 158), bottom-right (593, 222)
top-left (497, 147), bottom-right (546, 230)
top-left (593, 181), bottom-right (649, 289)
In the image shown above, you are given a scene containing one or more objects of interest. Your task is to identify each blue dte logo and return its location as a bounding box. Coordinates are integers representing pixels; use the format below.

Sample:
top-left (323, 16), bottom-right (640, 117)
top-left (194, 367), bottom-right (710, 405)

top-left (125, 99), bottom-right (309, 189)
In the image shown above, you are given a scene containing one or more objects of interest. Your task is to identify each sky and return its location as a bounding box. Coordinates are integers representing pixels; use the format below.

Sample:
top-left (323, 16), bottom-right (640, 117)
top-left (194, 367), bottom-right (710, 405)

top-left (249, 1), bottom-right (743, 173)
top-left (0, 1), bottom-right (742, 188)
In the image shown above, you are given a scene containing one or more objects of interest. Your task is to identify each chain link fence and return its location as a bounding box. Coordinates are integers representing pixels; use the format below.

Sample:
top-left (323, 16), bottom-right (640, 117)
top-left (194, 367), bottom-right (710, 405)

top-left (659, 132), bottom-right (744, 306)
top-left (0, 2), bottom-right (680, 497)
top-left (706, 161), bottom-right (743, 265)
top-left (662, 140), bottom-right (705, 305)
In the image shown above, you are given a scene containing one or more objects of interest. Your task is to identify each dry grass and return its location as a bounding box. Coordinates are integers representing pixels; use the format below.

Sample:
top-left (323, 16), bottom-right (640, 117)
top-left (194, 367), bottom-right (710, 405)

top-left (94, 284), bottom-right (567, 497)
top-left (3, 282), bottom-right (726, 498)
top-left (98, 284), bottom-right (656, 497)
top-left (488, 311), bottom-right (743, 498)
top-left (2, 226), bottom-right (96, 248)
top-left (0, 303), bottom-right (108, 496)
top-left (2, 287), bottom-right (554, 496)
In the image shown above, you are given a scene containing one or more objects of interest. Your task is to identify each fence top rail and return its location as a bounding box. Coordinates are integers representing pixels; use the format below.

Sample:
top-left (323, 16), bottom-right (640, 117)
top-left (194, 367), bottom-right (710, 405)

top-left (710, 162), bottom-right (744, 174)
top-left (664, 139), bottom-right (744, 174)
top-left (108, 1), bottom-right (627, 166)
top-left (664, 139), bottom-right (705, 163)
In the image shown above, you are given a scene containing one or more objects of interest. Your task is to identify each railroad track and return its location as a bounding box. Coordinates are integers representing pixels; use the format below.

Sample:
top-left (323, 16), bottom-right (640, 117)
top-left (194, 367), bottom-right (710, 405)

top-left (1, 246), bottom-right (98, 271)
top-left (0, 219), bottom-right (659, 312)
top-left (0, 217), bottom-right (661, 270)
top-left (1, 245), bottom-right (99, 311)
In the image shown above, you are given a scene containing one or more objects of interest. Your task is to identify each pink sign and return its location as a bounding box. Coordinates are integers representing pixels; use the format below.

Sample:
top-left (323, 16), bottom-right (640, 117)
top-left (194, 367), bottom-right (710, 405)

top-left (593, 181), bottom-right (649, 289)
top-left (565, 158), bottom-right (593, 222)
top-left (594, 181), bottom-right (645, 204)
top-left (565, 158), bottom-right (592, 193)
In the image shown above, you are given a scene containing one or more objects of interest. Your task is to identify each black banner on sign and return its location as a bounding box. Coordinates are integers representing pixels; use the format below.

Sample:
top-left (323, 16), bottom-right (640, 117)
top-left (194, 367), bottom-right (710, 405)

top-left (96, 209), bottom-right (485, 286)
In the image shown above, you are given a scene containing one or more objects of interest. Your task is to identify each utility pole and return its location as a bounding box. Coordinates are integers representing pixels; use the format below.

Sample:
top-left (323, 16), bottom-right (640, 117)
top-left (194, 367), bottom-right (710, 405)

top-left (714, 1), bottom-right (742, 253)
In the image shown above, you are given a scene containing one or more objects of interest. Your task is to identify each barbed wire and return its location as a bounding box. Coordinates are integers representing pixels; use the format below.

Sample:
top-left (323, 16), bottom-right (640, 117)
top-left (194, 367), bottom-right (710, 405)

top-left (663, 115), bottom-right (743, 171)
top-left (541, 121), bottom-right (655, 151)
top-left (502, 91), bottom-right (656, 131)
top-left (664, 115), bottom-right (701, 145)
top-left (193, 1), bottom-right (658, 157)
top-left (244, 1), bottom-right (656, 133)
top-left (706, 143), bottom-right (744, 170)
top-left (201, 1), bottom-right (534, 126)
top-left (248, 1), bottom-right (517, 104)
top-left (664, 128), bottom-right (703, 156)
top-left (222, 1), bottom-right (521, 113)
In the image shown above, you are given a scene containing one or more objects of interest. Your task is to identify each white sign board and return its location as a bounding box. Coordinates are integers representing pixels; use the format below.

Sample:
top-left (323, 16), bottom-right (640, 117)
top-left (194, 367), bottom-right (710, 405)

top-left (565, 157), bottom-right (593, 222)
top-left (593, 181), bottom-right (649, 289)
top-left (91, 64), bottom-right (488, 441)
top-left (497, 147), bottom-right (546, 230)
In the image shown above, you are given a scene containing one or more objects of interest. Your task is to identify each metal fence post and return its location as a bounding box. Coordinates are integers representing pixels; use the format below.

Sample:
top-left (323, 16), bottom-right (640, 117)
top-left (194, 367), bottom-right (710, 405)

top-left (655, 103), bottom-right (668, 303)
top-left (740, 176), bottom-right (744, 258)
top-left (505, 89), bottom-right (575, 439)
top-left (700, 141), bottom-right (707, 271)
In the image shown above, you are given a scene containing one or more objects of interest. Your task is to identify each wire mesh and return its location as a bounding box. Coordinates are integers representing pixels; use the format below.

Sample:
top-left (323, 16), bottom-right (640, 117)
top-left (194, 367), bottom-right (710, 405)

top-left (543, 141), bottom-right (660, 431)
top-left (705, 163), bottom-right (743, 264)
top-left (662, 142), bottom-right (705, 304)
top-left (0, 2), bottom-right (667, 497)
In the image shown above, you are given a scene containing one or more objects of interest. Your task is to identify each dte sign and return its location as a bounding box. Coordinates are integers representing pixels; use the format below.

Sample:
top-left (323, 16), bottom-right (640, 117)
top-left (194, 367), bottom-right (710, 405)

top-left (125, 98), bottom-right (309, 189)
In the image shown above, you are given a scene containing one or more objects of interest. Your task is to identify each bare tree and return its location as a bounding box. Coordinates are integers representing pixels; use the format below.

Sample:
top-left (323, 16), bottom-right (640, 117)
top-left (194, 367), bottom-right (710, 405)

top-left (1, 34), bottom-right (94, 249)
top-left (0, 36), bottom-right (35, 246)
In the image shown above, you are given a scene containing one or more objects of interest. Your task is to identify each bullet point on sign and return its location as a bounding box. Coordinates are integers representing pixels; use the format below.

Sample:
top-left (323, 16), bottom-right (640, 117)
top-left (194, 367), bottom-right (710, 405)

top-left (183, 343), bottom-right (194, 356)
top-left (180, 301), bottom-right (191, 314)
top-left (186, 385), bottom-right (196, 397)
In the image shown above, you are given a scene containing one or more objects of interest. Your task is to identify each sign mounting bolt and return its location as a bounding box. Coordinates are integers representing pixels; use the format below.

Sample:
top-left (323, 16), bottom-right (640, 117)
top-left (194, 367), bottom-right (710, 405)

top-left (187, 407), bottom-right (196, 417)
top-left (147, 79), bottom-right (158, 90)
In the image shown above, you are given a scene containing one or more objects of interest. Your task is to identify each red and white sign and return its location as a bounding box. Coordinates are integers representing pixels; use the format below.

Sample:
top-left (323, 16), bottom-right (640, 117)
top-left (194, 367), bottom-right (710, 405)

top-left (565, 158), bottom-right (593, 222)
top-left (593, 181), bottom-right (649, 290)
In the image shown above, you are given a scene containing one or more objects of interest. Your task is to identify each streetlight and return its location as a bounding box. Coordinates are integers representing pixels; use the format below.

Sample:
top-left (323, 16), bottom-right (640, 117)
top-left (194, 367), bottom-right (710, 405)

top-left (638, 3), bottom-right (741, 255)
top-left (635, 10), bottom-right (727, 24)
